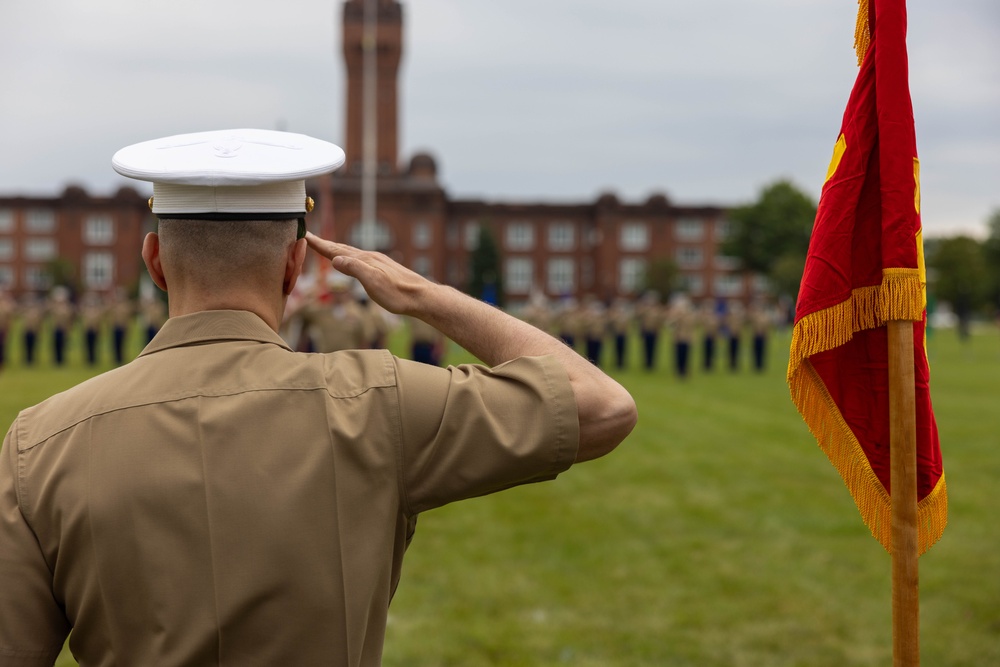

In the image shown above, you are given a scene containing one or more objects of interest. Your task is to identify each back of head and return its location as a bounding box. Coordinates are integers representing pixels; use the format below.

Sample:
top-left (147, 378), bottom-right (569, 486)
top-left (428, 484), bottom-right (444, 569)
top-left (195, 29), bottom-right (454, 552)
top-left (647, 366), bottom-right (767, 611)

top-left (158, 218), bottom-right (297, 293)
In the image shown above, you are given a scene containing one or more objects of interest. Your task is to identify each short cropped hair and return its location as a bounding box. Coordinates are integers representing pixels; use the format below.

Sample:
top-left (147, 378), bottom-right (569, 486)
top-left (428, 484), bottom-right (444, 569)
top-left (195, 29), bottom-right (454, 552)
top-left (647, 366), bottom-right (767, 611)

top-left (157, 219), bottom-right (298, 292)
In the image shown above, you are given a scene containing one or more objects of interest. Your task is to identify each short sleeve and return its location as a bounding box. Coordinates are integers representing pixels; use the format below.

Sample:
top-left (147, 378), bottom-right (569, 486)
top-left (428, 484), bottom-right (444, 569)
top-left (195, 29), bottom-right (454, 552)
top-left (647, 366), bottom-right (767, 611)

top-left (0, 422), bottom-right (70, 666)
top-left (394, 355), bottom-right (579, 515)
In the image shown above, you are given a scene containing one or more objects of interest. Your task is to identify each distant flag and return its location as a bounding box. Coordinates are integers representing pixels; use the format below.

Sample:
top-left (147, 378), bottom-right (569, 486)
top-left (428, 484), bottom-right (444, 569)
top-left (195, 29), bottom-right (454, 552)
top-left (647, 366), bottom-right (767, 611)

top-left (787, 0), bottom-right (946, 554)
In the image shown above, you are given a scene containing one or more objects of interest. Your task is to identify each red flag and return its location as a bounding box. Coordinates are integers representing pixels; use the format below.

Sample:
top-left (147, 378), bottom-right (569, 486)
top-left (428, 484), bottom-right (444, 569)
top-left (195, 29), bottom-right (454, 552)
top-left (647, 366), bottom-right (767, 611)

top-left (787, 0), bottom-right (946, 554)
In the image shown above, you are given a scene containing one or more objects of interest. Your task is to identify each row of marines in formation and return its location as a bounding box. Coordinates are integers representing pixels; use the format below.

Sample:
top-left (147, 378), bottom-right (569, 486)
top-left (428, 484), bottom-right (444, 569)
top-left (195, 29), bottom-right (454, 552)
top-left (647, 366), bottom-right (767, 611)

top-left (520, 292), bottom-right (779, 375)
top-left (0, 280), bottom-right (779, 374)
top-left (0, 287), bottom-right (166, 369)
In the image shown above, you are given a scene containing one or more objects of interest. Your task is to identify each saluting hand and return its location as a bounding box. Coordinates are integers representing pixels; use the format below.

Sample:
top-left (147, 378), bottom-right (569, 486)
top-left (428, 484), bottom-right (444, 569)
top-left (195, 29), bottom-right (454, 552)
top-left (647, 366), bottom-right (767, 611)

top-left (305, 232), bottom-right (431, 316)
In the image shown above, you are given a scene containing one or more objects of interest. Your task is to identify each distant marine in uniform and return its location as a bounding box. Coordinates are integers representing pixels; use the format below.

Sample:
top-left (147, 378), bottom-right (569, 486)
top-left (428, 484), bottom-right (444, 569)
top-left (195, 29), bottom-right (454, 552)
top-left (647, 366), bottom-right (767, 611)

top-left (636, 291), bottom-right (666, 371)
top-left (48, 286), bottom-right (76, 367)
top-left (0, 289), bottom-right (14, 372)
top-left (666, 294), bottom-right (696, 379)
top-left (20, 294), bottom-right (44, 366)
top-left (697, 299), bottom-right (721, 372)
top-left (608, 297), bottom-right (632, 371)
top-left (79, 291), bottom-right (105, 366)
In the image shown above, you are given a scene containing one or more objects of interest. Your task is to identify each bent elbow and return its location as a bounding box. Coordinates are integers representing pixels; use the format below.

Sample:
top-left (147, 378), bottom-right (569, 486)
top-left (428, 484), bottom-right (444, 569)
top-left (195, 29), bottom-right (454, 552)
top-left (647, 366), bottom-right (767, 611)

top-left (609, 392), bottom-right (638, 450)
top-left (575, 388), bottom-right (637, 463)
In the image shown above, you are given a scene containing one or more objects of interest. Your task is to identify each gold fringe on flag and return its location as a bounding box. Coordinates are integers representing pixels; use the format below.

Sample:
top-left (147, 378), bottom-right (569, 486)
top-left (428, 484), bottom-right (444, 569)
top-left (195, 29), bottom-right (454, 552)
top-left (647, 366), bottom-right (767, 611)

top-left (854, 0), bottom-right (872, 66)
top-left (788, 268), bottom-right (949, 555)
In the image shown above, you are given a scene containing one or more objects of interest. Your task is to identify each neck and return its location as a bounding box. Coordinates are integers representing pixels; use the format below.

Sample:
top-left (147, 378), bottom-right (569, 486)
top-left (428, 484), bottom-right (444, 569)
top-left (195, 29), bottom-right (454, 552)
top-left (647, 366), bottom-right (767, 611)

top-left (167, 289), bottom-right (286, 332)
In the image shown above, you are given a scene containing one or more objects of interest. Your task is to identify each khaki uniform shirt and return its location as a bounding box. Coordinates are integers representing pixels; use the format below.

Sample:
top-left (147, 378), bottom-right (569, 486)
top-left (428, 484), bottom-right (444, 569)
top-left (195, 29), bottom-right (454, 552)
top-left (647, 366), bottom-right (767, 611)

top-left (107, 299), bottom-right (133, 328)
top-left (635, 301), bottom-right (665, 334)
top-left (608, 306), bottom-right (632, 336)
top-left (0, 297), bottom-right (14, 331)
top-left (667, 303), bottom-right (696, 343)
top-left (0, 310), bottom-right (578, 667)
top-left (48, 300), bottom-right (75, 330)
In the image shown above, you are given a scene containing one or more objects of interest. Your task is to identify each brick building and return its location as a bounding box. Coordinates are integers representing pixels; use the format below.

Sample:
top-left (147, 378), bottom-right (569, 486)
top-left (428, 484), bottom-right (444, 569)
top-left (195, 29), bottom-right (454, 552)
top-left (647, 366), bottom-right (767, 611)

top-left (0, 186), bottom-right (152, 299)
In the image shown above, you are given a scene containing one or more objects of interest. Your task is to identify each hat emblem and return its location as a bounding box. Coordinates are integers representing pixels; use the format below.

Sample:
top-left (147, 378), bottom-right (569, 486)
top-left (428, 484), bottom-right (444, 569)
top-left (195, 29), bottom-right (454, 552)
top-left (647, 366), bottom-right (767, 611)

top-left (212, 138), bottom-right (244, 158)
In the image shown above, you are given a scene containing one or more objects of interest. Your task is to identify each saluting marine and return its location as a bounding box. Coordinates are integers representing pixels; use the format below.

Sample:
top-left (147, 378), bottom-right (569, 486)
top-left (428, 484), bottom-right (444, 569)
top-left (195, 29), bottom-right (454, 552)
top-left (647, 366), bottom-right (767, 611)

top-left (0, 127), bottom-right (638, 667)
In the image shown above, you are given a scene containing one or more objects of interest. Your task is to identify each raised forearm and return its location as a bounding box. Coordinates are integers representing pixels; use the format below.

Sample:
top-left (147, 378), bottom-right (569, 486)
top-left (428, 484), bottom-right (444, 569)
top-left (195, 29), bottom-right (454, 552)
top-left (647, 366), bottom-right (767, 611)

top-left (415, 283), bottom-right (637, 462)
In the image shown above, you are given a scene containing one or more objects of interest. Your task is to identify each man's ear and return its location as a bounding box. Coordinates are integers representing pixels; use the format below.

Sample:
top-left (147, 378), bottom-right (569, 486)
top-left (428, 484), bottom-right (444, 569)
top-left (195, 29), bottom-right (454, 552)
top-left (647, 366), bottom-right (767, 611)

top-left (283, 237), bottom-right (308, 296)
top-left (142, 232), bottom-right (168, 292)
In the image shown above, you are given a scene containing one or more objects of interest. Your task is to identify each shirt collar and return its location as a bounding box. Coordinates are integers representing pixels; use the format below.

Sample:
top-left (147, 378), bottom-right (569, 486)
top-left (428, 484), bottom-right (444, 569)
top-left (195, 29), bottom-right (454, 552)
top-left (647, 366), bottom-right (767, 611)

top-left (138, 310), bottom-right (292, 357)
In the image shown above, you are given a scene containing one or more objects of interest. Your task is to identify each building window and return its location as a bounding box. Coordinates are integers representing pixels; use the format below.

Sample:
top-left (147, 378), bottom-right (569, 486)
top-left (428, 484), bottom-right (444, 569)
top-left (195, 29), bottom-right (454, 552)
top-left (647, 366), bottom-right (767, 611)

top-left (547, 222), bottom-right (575, 251)
top-left (547, 258), bottom-right (575, 294)
top-left (464, 221), bottom-right (481, 251)
top-left (412, 220), bottom-right (432, 249)
top-left (506, 257), bottom-right (533, 294)
top-left (713, 273), bottom-right (744, 297)
top-left (620, 222), bottom-right (649, 251)
top-left (0, 266), bottom-right (13, 288)
top-left (24, 238), bottom-right (57, 261)
top-left (505, 221), bottom-right (535, 251)
top-left (84, 215), bottom-right (115, 245)
top-left (680, 274), bottom-right (705, 295)
top-left (26, 210), bottom-right (55, 233)
top-left (84, 252), bottom-right (115, 289)
top-left (716, 219), bottom-right (734, 240)
top-left (752, 274), bottom-right (771, 294)
top-left (676, 217), bottom-right (705, 241)
top-left (0, 210), bottom-right (13, 233)
top-left (676, 246), bottom-right (704, 268)
top-left (447, 258), bottom-right (462, 285)
top-left (619, 258), bottom-right (647, 293)
top-left (24, 266), bottom-right (51, 291)
top-left (581, 257), bottom-right (594, 289)
top-left (412, 255), bottom-right (432, 278)
top-left (0, 239), bottom-right (12, 261)
top-left (446, 221), bottom-right (459, 249)
top-left (350, 219), bottom-right (392, 251)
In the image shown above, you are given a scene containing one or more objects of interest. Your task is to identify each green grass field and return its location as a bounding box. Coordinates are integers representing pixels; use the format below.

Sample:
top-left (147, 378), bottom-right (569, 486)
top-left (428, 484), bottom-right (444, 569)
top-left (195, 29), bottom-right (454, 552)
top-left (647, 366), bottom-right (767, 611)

top-left (2, 322), bottom-right (997, 666)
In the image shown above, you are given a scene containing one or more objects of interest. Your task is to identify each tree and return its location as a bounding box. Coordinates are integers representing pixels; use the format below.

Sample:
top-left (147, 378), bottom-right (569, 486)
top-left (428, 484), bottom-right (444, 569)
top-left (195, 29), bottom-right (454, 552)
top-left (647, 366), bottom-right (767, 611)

top-left (45, 258), bottom-right (79, 296)
top-left (982, 208), bottom-right (1000, 312)
top-left (722, 180), bottom-right (817, 298)
top-left (769, 252), bottom-right (807, 303)
top-left (468, 225), bottom-right (504, 307)
top-left (641, 258), bottom-right (678, 301)
top-left (928, 235), bottom-right (988, 339)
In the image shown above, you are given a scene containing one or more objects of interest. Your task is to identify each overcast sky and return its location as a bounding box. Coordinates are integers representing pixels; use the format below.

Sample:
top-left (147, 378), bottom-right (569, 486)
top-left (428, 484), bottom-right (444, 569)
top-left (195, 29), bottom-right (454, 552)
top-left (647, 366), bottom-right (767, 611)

top-left (1, 0), bottom-right (997, 237)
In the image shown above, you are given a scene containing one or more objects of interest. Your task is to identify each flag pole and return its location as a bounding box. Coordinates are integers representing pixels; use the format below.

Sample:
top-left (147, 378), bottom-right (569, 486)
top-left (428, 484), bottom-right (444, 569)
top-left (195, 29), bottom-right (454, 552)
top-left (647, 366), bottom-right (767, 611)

top-left (888, 318), bottom-right (920, 666)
